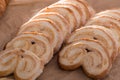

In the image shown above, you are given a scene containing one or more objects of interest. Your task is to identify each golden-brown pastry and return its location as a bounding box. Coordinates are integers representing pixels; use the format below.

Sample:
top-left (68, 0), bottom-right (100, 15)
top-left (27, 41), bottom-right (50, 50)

top-left (0, 0), bottom-right (95, 79)
top-left (66, 25), bottom-right (118, 61)
top-left (86, 9), bottom-right (120, 55)
top-left (82, 41), bottom-right (111, 79)
top-left (30, 12), bottom-right (70, 39)
top-left (86, 9), bottom-right (120, 48)
top-left (0, 48), bottom-right (44, 80)
top-left (59, 9), bottom-right (120, 79)
top-left (18, 0), bottom-right (95, 53)
top-left (14, 49), bottom-right (44, 80)
top-left (0, 49), bottom-right (18, 77)
top-left (59, 0), bottom-right (95, 25)
top-left (59, 39), bottom-right (111, 78)
top-left (18, 19), bottom-right (61, 52)
top-left (6, 32), bottom-right (53, 65)
top-left (40, 5), bottom-right (76, 32)
top-left (53, 1), bottom-right (82, 29)
top-left (0, 0), bottom-right (9, 17)
top-left (40, 0), bottom-right (95, 31)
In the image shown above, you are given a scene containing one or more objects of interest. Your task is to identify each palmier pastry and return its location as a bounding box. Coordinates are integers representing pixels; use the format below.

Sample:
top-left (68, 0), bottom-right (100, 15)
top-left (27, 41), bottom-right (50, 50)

top-left (59, 9), bottom-right (120, 79)
top-left (40, 5), bottom-right (76, 32)
top-left (40, 0), bottom-right (95, 31)
top-left (18, 19), bottom-right (62, 52)
top-left (59, 0), bottom-right (95, 25)
top-left (0, 0), bottom-right (95, 79)
top-left (66, 25), bottom-right (118, 61)
top-left (0, 48), bottom-right (44, 80)
top-left (53, 1), bottom-right (83, 29)
top-left (0, 0), bottom-right (9, 17)
top-left (86, 9), bottom-right (120, 48)
top-left (6, 32), bottom-right (53, 65)
top-left (14, 49), bottom-right (44, 80)
top-left (59, 39), bottom-right (111, 78)
top-left (19, 0), bottom-right (95, 52)
top-left (30, 12), bottom-right (70, 39)
top-left (0, 49), bottom-right (18, 77)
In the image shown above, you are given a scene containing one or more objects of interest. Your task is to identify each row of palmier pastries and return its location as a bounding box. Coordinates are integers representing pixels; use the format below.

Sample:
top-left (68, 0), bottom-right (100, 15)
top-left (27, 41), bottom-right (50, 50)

top-left (0, 0), bottom-right (9, 17)
top-left (0, 0), bottom-right (95, 80)
top-left (59, 9), bottom-right (120, 79)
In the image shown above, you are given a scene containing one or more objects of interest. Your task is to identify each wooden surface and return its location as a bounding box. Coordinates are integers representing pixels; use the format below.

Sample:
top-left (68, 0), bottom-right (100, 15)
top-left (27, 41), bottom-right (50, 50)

top-left (0, 0), bottom-right (120, 80)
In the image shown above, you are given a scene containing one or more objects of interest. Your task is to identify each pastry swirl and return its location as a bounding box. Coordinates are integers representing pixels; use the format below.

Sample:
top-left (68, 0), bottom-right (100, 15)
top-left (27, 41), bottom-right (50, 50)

top-left (53, 1), bottom-right (82, 28)
top-left (86, 9), bottom-right (120, 55)
top-left (86, 9), bottom-right (120, 47)
top-left (18, 19), bottom-right (61, 52)
top-left (40, 4), bottom-right (76, 32)
top-left (14, 49), bottom-right (44, 80)
top-left (59, 39), bottom-right (111, 78)
top-left (0, 0), bottom-right (95, 79)
top-left (0, 49), bottom-right (18, 77)
top-left (60, 0), bottom-right (95, 25)
top-left (66, 25), bottom-right (118, 61)
top-left (18, 19), bottom-right (58, 48)
top-left (30, 12), bottom-right (70, 39)
top-left (59, 9), bottom-right (120, 79)
top-left (6, 32), bottom-right (53, 65)
top-left (0, 48), bottom-right (44, 80)
top-left (40, 0), bottom-right (95, 31)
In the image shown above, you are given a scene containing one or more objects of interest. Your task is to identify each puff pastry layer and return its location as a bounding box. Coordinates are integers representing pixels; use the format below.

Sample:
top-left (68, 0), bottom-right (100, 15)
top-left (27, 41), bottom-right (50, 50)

top-left (0, 0), bottom-right (95, 79)
top-left (0, 49), bottom-right (44, 80)
top-left (59, 9), bottom-right (120, 79)
top-left (59, 39), bottom-right (111, 78)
